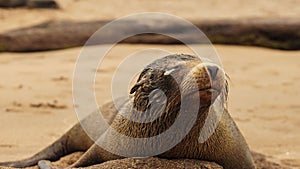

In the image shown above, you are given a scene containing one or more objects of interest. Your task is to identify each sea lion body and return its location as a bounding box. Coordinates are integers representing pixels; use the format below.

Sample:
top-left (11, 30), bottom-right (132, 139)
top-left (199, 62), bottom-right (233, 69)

top-left (0, 54), bottom-right (255, 169)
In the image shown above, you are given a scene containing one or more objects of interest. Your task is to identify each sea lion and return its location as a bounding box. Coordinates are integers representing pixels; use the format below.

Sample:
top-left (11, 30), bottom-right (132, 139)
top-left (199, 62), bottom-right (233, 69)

top-left (0, 54), bottom-right (255, 169)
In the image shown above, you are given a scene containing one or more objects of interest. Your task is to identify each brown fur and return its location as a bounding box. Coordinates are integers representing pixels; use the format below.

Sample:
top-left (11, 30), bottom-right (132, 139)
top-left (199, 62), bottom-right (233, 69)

top-left (0, 54), bottom-right (255, 169)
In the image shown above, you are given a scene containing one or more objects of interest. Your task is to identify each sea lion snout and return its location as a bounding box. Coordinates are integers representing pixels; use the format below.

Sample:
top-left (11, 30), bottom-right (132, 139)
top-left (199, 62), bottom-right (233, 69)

top-left (179, 62), bottom-right (226, 107)
top-left (205, 64), bottom-right (219, 80)
top-left (183, 63), bottom-right (225, 93)
top-left (203, 63), bottom-right (225, 92)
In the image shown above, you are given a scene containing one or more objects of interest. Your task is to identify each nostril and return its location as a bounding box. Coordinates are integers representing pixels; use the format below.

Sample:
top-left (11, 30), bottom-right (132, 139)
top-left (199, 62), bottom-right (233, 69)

top-left (206, 65), bottom-right (219, 79)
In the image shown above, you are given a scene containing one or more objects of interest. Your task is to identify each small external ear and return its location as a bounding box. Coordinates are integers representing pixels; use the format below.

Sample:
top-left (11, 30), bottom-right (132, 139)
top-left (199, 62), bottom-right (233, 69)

top-left (130, 83), bottom-right (140, 94)
top-left (130, 68), bottom-right (151, 94)
top-left (130, 80), bottom-right (145, 94)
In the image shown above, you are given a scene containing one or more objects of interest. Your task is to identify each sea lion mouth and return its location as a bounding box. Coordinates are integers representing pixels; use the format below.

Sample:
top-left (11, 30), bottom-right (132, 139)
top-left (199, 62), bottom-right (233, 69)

top-left (185, 87), bottom-right (220, 96)
top-left (192, 87), bottom-right (220, 93)
top-left (184, 87), bottom-right (221, 106)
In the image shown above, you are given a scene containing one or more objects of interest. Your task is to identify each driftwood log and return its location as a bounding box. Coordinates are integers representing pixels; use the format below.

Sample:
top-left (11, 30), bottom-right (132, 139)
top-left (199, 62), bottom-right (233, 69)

top-left (0, 0), bottom-right (59, 8)
top-left (0, 18), bottom-right (299, 52)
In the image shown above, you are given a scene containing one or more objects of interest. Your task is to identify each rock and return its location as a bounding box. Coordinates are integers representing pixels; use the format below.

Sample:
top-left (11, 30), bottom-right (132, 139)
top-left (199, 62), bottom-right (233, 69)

top-left (0, 151), bottom-right (290, 169)
top-left (49, 151), bottom-right (290, 169)
top-left (87, 158), bottom-right (223, 169)
top-left (49, 155), bottom-right (223, 169)
top-left (26, 0), bottom-right (59, 9)
top-left (0, 0), bottom-right (27, 7)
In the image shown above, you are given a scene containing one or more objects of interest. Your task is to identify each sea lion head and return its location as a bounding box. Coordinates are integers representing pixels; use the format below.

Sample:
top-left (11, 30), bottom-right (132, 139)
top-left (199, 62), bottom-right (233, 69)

top-left (130, 54), bottom-right (228, 112)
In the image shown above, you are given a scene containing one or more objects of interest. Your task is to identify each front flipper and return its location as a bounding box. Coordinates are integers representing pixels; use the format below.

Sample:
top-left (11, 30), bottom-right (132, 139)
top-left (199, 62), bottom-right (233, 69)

top-left (70, 144), bottom-right (122, 168)
top-left (0, 122), bottom-right (93, 168)
top-left (0, 98), bottom-right (128, 168)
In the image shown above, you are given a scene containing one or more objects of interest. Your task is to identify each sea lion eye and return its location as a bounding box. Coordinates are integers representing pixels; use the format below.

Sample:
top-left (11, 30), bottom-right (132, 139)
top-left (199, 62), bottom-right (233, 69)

top-left (164, 67), bottom-right (178, 76)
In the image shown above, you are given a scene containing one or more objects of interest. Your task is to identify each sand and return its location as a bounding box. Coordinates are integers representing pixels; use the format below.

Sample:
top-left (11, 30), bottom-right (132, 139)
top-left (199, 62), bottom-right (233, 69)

top-left (0, 44), bottom-right (299, 168)
top-left (0, 0), bottom-right (299, 168)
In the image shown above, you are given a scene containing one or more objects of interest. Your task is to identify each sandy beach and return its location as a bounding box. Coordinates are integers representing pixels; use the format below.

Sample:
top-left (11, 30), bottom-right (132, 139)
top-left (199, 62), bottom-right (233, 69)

top-left (0, 0), bottom-right (299, 168)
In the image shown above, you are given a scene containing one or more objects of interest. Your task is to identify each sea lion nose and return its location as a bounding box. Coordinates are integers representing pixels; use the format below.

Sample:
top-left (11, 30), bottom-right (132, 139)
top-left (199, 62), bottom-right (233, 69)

top-left (206, 64), bottom-right (219, 79)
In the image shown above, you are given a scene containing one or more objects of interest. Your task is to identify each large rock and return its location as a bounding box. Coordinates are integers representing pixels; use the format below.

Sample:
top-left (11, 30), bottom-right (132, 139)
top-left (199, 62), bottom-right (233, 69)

top-left (0, 151), bottom-right (290, 169)
top-left (48, 154), bottom-right (223, 169)
top-left (0, 0), bottom-right (27, 7)
top-left (47, 152), bottom-right (289, 169)
top-left (87, 158), bottom-right (223, 169)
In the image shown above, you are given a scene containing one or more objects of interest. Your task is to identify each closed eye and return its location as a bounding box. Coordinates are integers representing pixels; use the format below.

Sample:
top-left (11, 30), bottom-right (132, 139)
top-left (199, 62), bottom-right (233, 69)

top-left (164, 66), bottom-right (181, 76)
